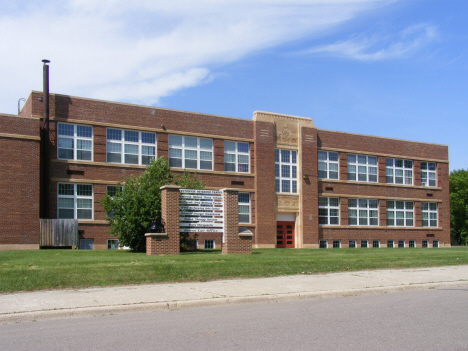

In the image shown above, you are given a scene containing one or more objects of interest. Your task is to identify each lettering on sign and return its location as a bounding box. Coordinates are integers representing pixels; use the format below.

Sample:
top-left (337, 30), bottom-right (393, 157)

top-left (179, 189), bottom-right (224, 233)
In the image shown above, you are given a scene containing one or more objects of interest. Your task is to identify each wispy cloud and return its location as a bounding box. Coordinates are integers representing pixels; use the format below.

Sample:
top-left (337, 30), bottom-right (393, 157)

top-left (0, 0), bottom-right (396, 113)
top-left (303, 24), bottom-right (439, 61)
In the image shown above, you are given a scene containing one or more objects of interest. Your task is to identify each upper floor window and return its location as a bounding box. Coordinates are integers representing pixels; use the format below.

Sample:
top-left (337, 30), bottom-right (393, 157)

top-left (347, 154), bottom-right (377, 182)
top-left (318, 197), bottom-right (339, 225)
top-left (275, 149), bottom-right (297, 193)
top-left (386, 201), bottom-right (414, 227)
top-left (422, 202), bottom-right (438, 227)
top-left (348, 199), bottom-right (378, 226)
top-left (58, 183), bottom-right (93, 219)
top-left (224, 141), bottom-right (249, 173)
top-left (57, 123), bottom-right (93, 161)
top-left (386, 158), bottom-right (413, 185)
top-left (106, 129), bottom-right (156, 165)
top-left (318, 151), bottom-right (339, 180)
top-left (168, 135), bottom-right (213, 170)
top-left (238, 193), bottom-right (250, 223)
top-left (421, 162), bottom-right (436, 187)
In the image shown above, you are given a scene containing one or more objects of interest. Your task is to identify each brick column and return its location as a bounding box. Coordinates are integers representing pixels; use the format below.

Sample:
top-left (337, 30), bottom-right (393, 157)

top-left (145, 185), bottom-right (180, 255)
top-left (221, 188), bottom-right (252, 254)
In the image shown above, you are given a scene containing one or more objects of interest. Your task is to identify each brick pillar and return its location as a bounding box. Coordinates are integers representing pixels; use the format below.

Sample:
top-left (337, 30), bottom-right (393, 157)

top-left (221, 188), bottom-right (252, 254)
top-left (145, 185), bottom-right (180, 255)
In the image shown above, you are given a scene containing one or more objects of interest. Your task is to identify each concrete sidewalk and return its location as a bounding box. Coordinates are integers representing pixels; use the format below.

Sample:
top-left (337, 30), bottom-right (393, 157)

top-left (1, 265), bottom-right (468, 323)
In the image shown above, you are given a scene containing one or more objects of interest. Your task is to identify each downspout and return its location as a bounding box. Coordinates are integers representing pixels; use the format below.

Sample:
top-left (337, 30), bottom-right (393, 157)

top-left (41, 59), bottom-right (50, 219)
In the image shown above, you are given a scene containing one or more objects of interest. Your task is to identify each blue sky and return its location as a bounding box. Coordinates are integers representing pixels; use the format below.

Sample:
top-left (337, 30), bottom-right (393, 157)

top-left (1, 1), bottom-right (466, 171)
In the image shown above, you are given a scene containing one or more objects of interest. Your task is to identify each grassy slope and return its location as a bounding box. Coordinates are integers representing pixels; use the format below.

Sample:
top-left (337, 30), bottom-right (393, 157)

top-left (1, 248), bottom-right (468, 293)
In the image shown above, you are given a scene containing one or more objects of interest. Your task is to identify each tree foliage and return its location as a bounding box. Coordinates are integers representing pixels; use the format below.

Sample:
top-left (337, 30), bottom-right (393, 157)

top-left (450, 169), bottom-right (468, 245)
top-left (100, 157), bottom-right (204, 251)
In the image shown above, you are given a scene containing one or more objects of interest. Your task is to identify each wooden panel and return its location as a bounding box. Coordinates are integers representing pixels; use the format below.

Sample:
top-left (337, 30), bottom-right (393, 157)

top-left (40, 219), bottom-right (79, 247)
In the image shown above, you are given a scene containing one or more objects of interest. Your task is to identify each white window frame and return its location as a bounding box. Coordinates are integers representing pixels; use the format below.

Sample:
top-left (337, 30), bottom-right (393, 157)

top-left (398, 240), bottom-right (405, 248)
top-left (433, 240), bottom-right (439, 248)
top-left (333, 240), bottom-right (340, 249)
top-left (373, 240), bottom-right (380, 248)
top-left (168, 135), bottom-right (213, 170)
top-left (319, 197), bottom-right (340, 225)
top-left (106, 128), bottom-right (156, 166)
top-left (224, 141), bottom-right (249, 173)
top-left (386, 158), bottom-right (413, 185)
top-left (422, 240), bottom-right (428, 248)
top-left (387, 240), bottom-right (394, 248)
top-left (421, 162), bottom-right (437, 187)
top-left (58, 183), bottom-right (93, 220)
top-left (318, 151), bottom-right (339, 180)
top-left (347, 154), bottom-right (378, 182)
top-left (107, 239), bottom-right (119, 250)
top-left (422, 202), bottom-right (438, 227)
top-left (409, 240), bottom-right (415, 248)
top-left (238, 193), bottom-right (250, 224)
top-left (386, 201), bottom-right (414, 227)
top-left (204, 239), bottom-right (215, 249)
top-left (275, 149), bottom-right (297, 193)
top-left (360, 240), bottom-right (368, 248)
top-left (57, 123), bottom-right (93, 161)
top-left (348, 199), bottom-right (379, 226)
top-left (349, 240), bottom-right (356, 248)
top-left (319, 240), bottom-right (328, 249)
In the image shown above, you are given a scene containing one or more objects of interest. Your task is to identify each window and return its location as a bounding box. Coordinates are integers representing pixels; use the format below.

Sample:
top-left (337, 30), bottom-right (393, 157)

top-left (224, 141), bottom-right (249, 173)
top-left (348, 199), bottom-right (379, 226)
top-left (422, 240), bottom-right (428, 248)
top-left (238, 193), bottom-right (250, 223)
top-left (398, 240), bottom-right (405, 248)
top-left (319, 240), bottom-right (328, 249)
top-left (107, 239), bottom-right (119, 250)
top-left (318, 197), bottom-right (340, 225)
top-left (106, 186), bottom-right (123, 218)
top-left (387, 240), bottom-right (394, 248)
top-left (347, 154), bottom-right (377, 182)
top-left (349, 240), bottom-right (356, 248)
top-left (433, 240), bottom-right (439, 248)
top-left (204, 240), bottom-right (214, 249)
top-left (333, 240), bottom-right (340, 248)
top-left (106, 128), bottom-right (156, 165)
top-left (80, 239), bottom-right (93, 250)
top-left (422, 203), bottom-right (438, 227)
top-left (373, 240), bottom-right (380, 248)
top-left (386, 201), bottom-right (414, 227)
top-left (360, 240), bottom-right (368, 248)
top-left (318, 151), bottom-right (339, 179)
top-left (57, 123), bottom-right (93, 161)
top-left (386, 158), bottom-right (413, 185)
top-left (409, 240), bottom-right (415, 248)
top-left (275, 149), bottom-right (297, 193)
top-left (421, 162), bottom-right (436, 187)
top-left (169, 135), bottom-right (213, 170)
top-left (58, 183), bottom-right (93, 219)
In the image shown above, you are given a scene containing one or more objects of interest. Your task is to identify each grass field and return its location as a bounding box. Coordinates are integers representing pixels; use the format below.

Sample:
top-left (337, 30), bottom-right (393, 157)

top-left (1, 247), bottom-right (468, 293)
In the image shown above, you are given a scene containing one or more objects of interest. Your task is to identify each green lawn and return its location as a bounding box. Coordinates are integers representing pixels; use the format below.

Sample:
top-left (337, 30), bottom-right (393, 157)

top-left (1, 247), bottom-right (468, 293)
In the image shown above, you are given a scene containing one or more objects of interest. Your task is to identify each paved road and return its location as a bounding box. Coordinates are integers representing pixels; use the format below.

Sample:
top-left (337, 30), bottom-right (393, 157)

top-left (1, 286), bottom-right (467, 351)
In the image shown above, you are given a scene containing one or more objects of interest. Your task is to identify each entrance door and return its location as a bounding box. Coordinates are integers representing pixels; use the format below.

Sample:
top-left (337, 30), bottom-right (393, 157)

top-left (276, 221), bottom-right (295, 248)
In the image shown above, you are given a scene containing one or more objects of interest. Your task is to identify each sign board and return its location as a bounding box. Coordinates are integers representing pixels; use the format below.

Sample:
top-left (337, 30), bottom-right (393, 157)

top-left (179, 189), bottom-right (224, 233)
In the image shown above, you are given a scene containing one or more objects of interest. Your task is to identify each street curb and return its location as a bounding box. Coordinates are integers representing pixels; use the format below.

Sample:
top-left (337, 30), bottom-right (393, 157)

top-left (1, 280), bottom-right (467, 324)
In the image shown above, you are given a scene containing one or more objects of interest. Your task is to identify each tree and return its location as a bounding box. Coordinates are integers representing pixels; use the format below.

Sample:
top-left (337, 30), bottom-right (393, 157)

top-left (450, 169), bottom-right (468, 245)
top-left (101, 157), bottom-right (204, 251)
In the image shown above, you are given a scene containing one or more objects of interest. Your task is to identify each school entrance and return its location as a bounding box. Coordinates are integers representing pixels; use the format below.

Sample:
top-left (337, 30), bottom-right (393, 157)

top-left (276, 221), bottom-right (295, 248)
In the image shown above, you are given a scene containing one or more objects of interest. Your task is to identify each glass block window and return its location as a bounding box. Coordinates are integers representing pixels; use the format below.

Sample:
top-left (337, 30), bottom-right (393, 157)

top-left (57, 123), bottom-right (93, 161)
top-left (386, 158), bottom-right (413, 185)
top-left (318, 197), bottom-right (340, 225)
top-left (204, 240), bottom-right (214, 249)
top-left (433, 240), bottom-right (439, 248)
top-left (421, 162), bottom-right (436, 187)
top-left (168, 135), bottom-right (213, 170)
top-left (106, 128), bottom-right (156, 165)
top-left (347, 154), bottom-right (377, 182)
top-left (348, 199), bottom-right (379, 226)
top-left (333, 240), bottom-right (340, 248)
top-left (422, 203), bottom-right (438, 227)
top-left (318, 151), bottom-right (339, 179)
top-left (373, 240), bottom-right (380, 248)
top-left (361, 240), bottom-right (368, 248)
top-left (386, 201), bottom-right (414, 227)
top-left (409, 240), bottom-right (415, 248)
top-left (224, 141), bottom-right (249, 173)
top-left (58, 183), bottom-right (93, 219)
top-left (349, 240), bottom-right (356, 248)
top-left (387, 240), bottom-right (394, 248)
top-left (275, 149), bottom-right (297, 193)
top-left (238, 193), bottom-right (250, 223)
top-left (398, 240), bottom-right (405, 248)
top-left (319, 240), bottom-right (328, 249)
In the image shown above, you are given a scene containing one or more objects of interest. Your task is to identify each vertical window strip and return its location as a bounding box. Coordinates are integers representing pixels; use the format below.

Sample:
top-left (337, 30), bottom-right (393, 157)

top-left (347, 154), bottom-right (377, 182)
top-left (275, 149), bottom-right (297, 193)
top-left (348, 199), bottom-right (379, 226)
top-left (422, 202), bottom-right (438, 227)
top-left (385, 158), bottom-right (413, 185)
top-left (318, 197), bottom-right (340, 225)
top-left (58, 183), bottom-right (93, 220)
top-left (168, 135), bottom-right (213, 170)
top-left (57, 123), bottom-right (93, 161)
top-left (318, 151), bottom-right (339, 179)
top-left (421, 162), bottom-right (437, 186)
top-left (386, 201), bottom-right (414, 227)
top-left (106, 128), bottom-right (156, 165)
top-left (238, 193), bottom-right (250, 223)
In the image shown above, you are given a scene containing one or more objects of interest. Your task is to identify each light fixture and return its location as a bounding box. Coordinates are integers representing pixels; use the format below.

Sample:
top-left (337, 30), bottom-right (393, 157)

top-left (303, 173), bottom-right (309, 179)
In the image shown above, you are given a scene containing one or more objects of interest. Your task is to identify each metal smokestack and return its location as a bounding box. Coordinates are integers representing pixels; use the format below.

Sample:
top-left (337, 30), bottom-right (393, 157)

top-left (42, 59), bottom-right (50, 132)
top-left (41, 59), bottom-right (50, 219)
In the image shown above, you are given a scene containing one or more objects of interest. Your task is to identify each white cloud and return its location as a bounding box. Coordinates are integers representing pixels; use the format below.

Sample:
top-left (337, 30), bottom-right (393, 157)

top-left (303, 23), bottom-right (439, 61)
top-left (0, 0), bottom-right (396, 114)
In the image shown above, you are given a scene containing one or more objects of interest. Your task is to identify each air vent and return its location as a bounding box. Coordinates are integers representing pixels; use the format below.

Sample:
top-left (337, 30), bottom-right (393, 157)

top-left (426, 193), bottom-right (433, 197)
top-left (325, 187), bottom-right (334, 191)
top-left (426, 234), bottom-right (435, 237)
top-left (67, 170), bottom-right (84, 175)
top-left (231, 181), bottom-right (244, 186)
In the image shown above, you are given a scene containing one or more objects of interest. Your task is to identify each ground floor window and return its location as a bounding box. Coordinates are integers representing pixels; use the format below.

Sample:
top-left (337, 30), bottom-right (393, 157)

top-left (80, 239), bottom-right (93, 250)
top-left (409, 240), bottom-right (415, 248)
top-left (398, 240), bottom-right (405, 248)
top-left (349, 240), bottom-right (356, 248)
top-left (319, 240), bottom-right (327, 249)
top-left (433, 240), bottom-right (439, 248)
top-left (422, 240), bottom-right (428, 248)
top-left (107, 239), bottom-right (119, 250)
top-left (333, 240), bottom-right (340, 248)
top-left (373, 240), bottom-right (380, 248)
top-left (387, 240), bottom-right (394, 248)
top-left (58, 183), bottom-right (93, 219)
top-left (204, 240), bottom-right (214, 249)
top-left (361, 240), bottom-right (368, 248)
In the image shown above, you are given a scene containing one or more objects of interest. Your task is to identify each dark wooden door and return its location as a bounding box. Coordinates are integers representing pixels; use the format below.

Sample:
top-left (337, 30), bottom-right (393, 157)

top-left (276, 221), bottom-right (295, 248)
